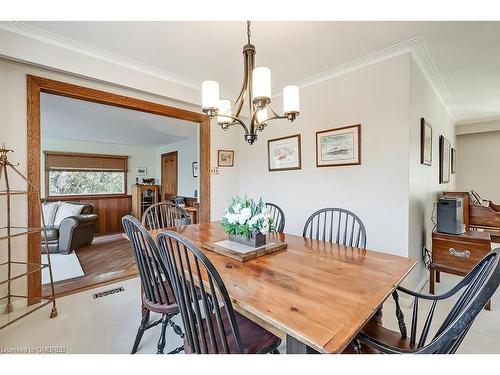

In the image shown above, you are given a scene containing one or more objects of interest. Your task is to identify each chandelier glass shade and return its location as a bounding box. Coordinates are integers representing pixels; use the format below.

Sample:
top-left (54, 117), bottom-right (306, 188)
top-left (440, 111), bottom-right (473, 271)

top-left (202, 21), bottom-right (300, 145)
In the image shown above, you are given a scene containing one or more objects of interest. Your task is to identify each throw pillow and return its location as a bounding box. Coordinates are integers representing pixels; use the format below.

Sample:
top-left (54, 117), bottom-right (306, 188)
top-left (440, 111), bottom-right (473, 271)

top-left (42, 202), bottom-right (60, 227)
top-left (53, 202), bottom-right (85, 226)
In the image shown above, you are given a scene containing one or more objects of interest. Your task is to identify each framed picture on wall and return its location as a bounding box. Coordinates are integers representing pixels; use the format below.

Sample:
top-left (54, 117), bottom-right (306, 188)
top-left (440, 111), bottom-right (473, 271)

top-left (439, 135), bottom-right (451, 184)
top-left (136, 167), bottom-right (147, 175)
top-left (192, 161), bottom-right (199, 177)
top-left (316, 124), bottom-right (361, 167)
top-left (420, 118), bottom-right (433, 166)
top-left (267, 134), bottom-right (301, 171)
top-left (451, 148), bottom-right (457, 174)
top-left (218, 150), bottom-right (234, 167)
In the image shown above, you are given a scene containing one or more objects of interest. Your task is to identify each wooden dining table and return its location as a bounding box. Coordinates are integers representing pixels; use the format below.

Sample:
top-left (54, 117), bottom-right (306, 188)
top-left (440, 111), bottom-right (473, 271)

top-left (148, 221), bottom-right (416, 354)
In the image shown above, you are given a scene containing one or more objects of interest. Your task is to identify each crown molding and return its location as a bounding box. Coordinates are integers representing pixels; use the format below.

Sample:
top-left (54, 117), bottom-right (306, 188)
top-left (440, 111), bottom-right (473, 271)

top-left (1, 21), bottom-right (457, 121)
top-left (410, 38), bottom-right (457, 121)
top-left (0, 21), bottom-right (201, 92)
top-left (455, 118), bottom-right (500, 135)
top-left (284, 37), bottom-right (419, 92)
top-left (273, 36), bottom-right (457, 122)
top-left (454, 114), bottom-right (500, 126)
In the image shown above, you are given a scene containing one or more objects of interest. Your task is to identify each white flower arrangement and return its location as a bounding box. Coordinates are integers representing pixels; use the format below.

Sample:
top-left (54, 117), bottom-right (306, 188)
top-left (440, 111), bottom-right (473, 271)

top-left (221, 196), bottom-right (274, 238)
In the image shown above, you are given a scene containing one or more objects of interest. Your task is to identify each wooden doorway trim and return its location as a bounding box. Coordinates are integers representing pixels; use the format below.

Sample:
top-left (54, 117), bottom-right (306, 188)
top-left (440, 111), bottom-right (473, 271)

top-left (26, 75), bottom-right (210, 303)
top-left (160, 151), bottom-right (178, 200)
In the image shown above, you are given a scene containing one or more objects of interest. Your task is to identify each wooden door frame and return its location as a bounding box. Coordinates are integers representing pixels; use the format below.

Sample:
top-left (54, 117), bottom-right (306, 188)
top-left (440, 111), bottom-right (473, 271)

top-left (160, 151), bottom-right (178, 199)
top-left (26, 75), bottom-right (210, 303)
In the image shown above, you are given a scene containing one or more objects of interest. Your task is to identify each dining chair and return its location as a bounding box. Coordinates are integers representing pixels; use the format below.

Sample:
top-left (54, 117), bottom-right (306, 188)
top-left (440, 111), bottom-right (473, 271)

top-left (265, 202), bottom-right (285, 232)
top-left (122, 215), bottom-right (185, 354)
top-left (349, 248), bottom-right (500, 353)
top-left (142, 201), bottom-right (191, 230)
top-left (156, 230), bottom-right (282, 354)
top-left (302, 207), bottom-right (366, 248)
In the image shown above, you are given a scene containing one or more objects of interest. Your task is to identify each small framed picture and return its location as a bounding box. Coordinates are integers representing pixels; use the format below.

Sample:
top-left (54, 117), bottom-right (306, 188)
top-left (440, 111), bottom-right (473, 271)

top-left (439, 135), bottom-right (451, 184)
top-left (316, 124), bottom-right (361, 167)
top-left (192, 161), bottom-right (199, 177)
top-left (451, 148), bottom-right (457, 174)
top-left (268, 134), bottom-right (301, 171)
top-left (136, 167), bottom-right (147, 175)
top-left (218, 150), bottom-right (234, 167)
top-left (421, 118), bottom-right (432, 166)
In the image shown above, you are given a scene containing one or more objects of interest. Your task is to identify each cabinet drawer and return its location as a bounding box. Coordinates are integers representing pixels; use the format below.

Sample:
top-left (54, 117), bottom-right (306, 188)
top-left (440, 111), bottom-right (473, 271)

top-left (433, 239), bottom-right (490, 273)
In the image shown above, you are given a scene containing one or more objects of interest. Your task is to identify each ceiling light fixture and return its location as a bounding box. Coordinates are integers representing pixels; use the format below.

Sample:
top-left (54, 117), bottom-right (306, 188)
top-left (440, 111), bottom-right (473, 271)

top-left (202, 21), bottom-right (300, 145)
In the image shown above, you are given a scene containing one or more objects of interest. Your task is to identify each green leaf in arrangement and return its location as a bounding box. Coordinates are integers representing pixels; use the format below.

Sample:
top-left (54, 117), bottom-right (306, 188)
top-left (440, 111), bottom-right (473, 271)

top-left (221, 195), bottom-right (274, 237)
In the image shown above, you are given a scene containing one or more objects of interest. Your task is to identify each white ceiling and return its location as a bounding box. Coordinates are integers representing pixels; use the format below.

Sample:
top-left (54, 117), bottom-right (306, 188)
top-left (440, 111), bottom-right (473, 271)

top-left (41, 93), bottom-right (198, 146)
top-left (27, 21), bottom-right (500, 123)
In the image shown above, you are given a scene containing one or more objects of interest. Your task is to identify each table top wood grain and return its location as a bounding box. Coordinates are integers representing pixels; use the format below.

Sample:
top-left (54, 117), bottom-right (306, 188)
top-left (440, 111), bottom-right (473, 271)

top-left (149, 221), bottom-right (416, 353)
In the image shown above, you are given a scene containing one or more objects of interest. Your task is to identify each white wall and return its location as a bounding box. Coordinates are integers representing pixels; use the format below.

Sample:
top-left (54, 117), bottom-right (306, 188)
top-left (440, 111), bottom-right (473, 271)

top-left (457, 131), bottom-right (500, 203)
top-left (155, 136), bottom-right (200, 198)
top-left (210, 127), bottom-right (240, 220)
top-left (41, 137), bottom-right (158, 197)
top-left (238, 54), bottom-right (411, 257)
top-left (408, 56), bottom-right (456, 288)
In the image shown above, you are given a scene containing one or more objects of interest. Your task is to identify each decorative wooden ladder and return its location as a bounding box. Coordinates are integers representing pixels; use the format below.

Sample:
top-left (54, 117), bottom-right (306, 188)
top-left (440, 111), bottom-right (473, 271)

top-left (0, 144), bottom-right (57, 329)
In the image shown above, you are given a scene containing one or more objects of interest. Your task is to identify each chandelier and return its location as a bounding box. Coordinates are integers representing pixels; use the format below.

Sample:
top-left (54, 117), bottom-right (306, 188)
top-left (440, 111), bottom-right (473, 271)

top-left (202, 21), bottom-right (300, 145)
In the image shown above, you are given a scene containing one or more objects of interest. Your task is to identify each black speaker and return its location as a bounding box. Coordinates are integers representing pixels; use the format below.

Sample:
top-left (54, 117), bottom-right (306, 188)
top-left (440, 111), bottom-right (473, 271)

top-left (437, 197), bottom-right (465, 235)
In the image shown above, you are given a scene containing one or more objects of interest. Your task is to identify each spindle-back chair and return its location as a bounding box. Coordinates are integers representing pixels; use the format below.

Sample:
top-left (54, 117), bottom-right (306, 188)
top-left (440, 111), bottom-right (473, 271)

top-left (142, 201), bottom-right (190, 230)
top-left (265, 202), bottom-right (285, 232)
top-left (355, 249), bottom-right (500, 353)
top-left (122, 215), bottom-right (184, 354)
top-left (303, 207), bottom-right (366, 248)
top-left (157, 230), bottom-right (282, 354)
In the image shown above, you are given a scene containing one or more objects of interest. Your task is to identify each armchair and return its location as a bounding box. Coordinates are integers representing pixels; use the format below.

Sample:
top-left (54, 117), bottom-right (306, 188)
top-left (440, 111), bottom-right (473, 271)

top-left (42, 202), bottom-right (98, 254)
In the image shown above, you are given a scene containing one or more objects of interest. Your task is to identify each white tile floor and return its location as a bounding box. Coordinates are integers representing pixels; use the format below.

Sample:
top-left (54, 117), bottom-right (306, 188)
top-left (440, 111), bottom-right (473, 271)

top-left (0, 273), bottom-right (498, 354)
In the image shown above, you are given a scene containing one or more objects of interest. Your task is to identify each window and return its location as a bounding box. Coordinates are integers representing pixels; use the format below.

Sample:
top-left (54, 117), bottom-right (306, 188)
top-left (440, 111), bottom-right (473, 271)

top-left (44, 151), bottom-right (128, 196)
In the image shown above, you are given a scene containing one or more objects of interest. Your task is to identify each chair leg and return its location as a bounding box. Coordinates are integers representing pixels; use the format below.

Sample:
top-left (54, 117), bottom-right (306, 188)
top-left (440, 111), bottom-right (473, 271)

top-left (157, 314), bottom-right (168, 354)
top-left (392, 290), bottom-right (407, 338)
top-left (168, 315), bottom-right (184, 338)
top-left (351, 338), bottom-right (362, 354)
top-left (131, 309), bottom-right (150, 354)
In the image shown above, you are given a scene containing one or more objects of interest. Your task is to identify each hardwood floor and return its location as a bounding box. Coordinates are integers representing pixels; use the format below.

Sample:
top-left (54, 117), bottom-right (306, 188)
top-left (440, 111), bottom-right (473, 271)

top-left (42, 233), bottom-right (138, 298)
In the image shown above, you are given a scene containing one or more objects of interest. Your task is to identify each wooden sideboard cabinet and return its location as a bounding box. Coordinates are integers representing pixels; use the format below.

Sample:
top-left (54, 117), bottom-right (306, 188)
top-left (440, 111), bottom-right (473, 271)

top-left (431, 230), bottom-right (492, 310)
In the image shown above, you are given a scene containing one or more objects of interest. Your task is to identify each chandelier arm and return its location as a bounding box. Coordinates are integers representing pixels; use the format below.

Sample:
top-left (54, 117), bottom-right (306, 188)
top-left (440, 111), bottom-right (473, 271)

top-left (255, 106), bottom-right (286, 124)
top-left (267, 106), bottom-right (281, 118)
top-left (249, 105), bottom-right (261, 130)
top-left (234, 67), bottom-right (248, 118)
top-left (217, 114), bottom-right (250, 134)
top-left (260, 114), bottom-right (287, 124)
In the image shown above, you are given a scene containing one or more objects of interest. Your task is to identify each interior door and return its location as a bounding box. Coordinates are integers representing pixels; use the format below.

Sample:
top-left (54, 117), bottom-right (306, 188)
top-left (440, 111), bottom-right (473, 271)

top-left (161, 151), bottom-right (178, 200)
